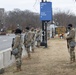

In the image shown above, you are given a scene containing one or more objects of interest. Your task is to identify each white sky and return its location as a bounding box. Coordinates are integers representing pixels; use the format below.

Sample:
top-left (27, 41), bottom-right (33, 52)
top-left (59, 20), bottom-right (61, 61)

top-left (0, 0), bottom-right (76, 14)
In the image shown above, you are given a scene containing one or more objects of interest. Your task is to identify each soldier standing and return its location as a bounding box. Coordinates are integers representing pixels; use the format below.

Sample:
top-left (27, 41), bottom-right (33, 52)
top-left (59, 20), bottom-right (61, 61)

top-left (12, 28), bottom-right (23, 72)
top-left (24, 27), bottom-right (33, 59)
top-left (30, 28), bottom-right (35, 52)
top-left (66, 24), bottom-right (75, 63)
top-left (36, 29), bottom-right (41, 47)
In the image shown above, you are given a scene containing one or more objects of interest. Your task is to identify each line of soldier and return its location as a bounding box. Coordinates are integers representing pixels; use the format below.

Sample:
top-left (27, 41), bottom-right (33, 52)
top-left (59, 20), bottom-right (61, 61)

top-left (0, 24), bottom-right (75, 74)
top-left (11, 27), bottom-right (41, 73)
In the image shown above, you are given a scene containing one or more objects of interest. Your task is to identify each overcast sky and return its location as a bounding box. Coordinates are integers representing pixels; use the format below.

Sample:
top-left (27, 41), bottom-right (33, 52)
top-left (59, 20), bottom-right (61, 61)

top-left (0, 0), bottom-right (76, 14)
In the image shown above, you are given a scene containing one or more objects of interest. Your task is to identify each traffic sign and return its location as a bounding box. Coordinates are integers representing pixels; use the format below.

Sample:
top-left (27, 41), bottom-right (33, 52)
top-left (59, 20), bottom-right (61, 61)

top-left (40, 2), bottom-right (52, 21)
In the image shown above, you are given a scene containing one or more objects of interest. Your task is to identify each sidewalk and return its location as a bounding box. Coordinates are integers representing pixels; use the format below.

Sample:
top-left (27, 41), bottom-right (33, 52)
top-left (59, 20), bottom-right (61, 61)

top-left (2, 38), bottom-right (76, 75)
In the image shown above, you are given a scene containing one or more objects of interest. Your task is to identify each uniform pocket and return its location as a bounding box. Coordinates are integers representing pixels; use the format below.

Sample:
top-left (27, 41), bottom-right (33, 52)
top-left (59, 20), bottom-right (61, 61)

top-left (70, 41), bottom-right (75, 48)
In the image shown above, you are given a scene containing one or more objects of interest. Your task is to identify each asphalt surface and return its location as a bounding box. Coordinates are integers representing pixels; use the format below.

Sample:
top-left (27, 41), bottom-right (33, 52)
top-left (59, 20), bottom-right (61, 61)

top-left (0, 34), bottom-right (15, 51)
top-left (0, 33), bottom-right (76, 51)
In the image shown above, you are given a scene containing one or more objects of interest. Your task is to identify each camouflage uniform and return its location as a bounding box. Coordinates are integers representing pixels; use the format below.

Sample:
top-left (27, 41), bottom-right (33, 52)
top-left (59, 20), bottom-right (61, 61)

top-left (66, 28), bottom-right (75, 62)
top-left (36, 30), bottom-right (41, 47)
top-left (30, 29), bottom-right (35, 52)
top-left (24, 30), bottom-right (33, 58)
top-left (12, 34), bottom-right (23, 70)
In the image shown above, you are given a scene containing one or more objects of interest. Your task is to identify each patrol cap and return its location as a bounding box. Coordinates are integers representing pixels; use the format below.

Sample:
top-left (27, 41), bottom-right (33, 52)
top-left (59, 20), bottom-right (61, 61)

top-left (15, 28), bottom-right (22, 34)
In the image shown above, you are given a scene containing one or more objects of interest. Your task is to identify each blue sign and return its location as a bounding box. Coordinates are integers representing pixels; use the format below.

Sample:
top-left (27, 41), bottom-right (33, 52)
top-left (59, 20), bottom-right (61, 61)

top-left (40, 2), bottom-right (52, 21)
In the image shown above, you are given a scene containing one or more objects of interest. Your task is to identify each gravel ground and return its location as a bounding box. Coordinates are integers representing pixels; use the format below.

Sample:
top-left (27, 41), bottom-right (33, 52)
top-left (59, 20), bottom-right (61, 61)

top-left (2, 38), bottom-right (76, 75)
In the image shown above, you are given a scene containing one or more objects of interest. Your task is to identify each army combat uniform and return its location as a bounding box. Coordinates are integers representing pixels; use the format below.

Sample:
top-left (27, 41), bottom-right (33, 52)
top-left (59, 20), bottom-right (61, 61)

top-left (66, 28), bottom-right (75, 63)
top-left (30, 29), bottom-right (36, 52)
top-left (24, 30), bottom-right (33, 58)
top-left (12, 34), bottom-right (23, 71)
top-left (36, 30), bottom-right (41, 47)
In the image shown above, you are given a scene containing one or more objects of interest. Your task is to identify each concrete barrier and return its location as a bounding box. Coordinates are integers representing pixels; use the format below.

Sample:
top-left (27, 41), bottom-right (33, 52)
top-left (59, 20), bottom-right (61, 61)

top-left (0, 45), bottom-right (27, 69)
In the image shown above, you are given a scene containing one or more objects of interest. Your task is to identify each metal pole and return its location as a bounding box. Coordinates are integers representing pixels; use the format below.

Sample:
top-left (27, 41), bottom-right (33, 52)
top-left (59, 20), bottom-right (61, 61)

top-left (51, 28), bottom-right (54, 38)
top-left (42, 21), bottom-right (45, 42)
top-left (45, 21), bottom-right (47, 48)
top-left (44, 0), bottom-right (48, 48)
top-left (40, 0), bottom-right (45, 46)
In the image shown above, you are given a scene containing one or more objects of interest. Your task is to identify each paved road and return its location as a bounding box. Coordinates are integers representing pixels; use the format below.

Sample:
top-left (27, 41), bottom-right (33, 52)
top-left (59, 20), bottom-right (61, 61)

top-left (0, 34), bottom-right (15, 51)
top-left (0, 33), bottom-right (76, 51)
top-left (0, 34), bottom-right (24, 51)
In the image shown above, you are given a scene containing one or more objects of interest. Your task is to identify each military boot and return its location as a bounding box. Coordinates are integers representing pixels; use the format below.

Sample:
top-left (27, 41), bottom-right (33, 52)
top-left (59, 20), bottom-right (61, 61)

top-left (73, 55), bottom-right (75, 62)
top-left (28, 53), bottom-right (31, 59)
top-left (18, 66), bottom-right (22, 71)
top-left (70, 57), bottom-right (73, 63)
top-left (32, 49), bottom-right (34, 53)
top-left (13, 68), bottom-right (20, 73)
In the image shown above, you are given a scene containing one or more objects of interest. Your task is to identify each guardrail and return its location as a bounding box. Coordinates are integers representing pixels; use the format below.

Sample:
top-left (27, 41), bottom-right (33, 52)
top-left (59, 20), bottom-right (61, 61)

top-left (0, 45), bottom-right (27, 69)
top-left (0, 48), bottom-right (14, 69)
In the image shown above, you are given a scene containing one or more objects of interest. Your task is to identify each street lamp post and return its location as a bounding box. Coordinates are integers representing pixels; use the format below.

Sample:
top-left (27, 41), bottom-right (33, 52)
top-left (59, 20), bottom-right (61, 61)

top-left (40, 0), bottom-right (48, 48)
top-left (40, 0), bottom-right (45, 46)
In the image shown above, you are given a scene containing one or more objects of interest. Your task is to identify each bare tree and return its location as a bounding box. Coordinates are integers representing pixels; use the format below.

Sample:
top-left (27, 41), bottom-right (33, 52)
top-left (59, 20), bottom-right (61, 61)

top-left (5, 9), bottom-right (41, 31)
top-left (53, 11), bottom-right (76, 27)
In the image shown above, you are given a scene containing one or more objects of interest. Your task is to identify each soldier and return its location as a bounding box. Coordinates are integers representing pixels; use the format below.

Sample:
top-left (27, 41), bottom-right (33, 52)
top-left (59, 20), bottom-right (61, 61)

top-left (12, 28), bottom-right (23, 72)
top-left (30, 28), bottom-right (35, 52)
top-left (34, 29), bottom-right (38, 47)
top-left (36, 29), bottom-right (41, 47)
top-left (66, 24), bottom-right (75, 63)
top-left (24, 27), bottom-right (33, 59)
